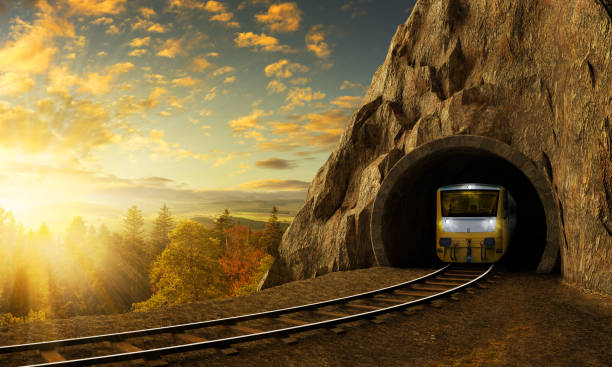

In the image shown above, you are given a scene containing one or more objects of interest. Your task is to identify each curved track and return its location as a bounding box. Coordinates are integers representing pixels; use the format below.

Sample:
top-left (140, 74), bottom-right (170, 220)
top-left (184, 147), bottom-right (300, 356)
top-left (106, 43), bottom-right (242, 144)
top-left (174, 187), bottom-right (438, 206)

top-left (0, 264), bottom-right (494, 366)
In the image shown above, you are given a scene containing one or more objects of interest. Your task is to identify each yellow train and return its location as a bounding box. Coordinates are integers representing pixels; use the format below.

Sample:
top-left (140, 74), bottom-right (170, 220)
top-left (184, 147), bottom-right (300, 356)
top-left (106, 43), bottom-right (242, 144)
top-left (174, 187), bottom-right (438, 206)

top-left (436, 183), bottom-right (516, 263)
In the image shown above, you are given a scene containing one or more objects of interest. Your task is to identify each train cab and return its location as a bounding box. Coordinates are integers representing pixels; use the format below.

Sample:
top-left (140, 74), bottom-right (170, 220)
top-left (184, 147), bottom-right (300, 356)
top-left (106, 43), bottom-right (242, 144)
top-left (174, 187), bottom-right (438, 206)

top-left (436, 183), bottom-right (516, 263)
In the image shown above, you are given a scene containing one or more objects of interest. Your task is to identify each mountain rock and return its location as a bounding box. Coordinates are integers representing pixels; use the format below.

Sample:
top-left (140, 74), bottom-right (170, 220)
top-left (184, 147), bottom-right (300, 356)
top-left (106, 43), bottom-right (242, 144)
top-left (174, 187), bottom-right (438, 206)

top-left (262, 0), bottom-right (612, 295)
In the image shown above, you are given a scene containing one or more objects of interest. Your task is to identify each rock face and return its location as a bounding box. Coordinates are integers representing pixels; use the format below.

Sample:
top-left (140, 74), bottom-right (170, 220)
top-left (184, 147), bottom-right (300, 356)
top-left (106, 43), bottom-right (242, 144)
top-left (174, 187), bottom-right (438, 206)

top-left (262, 0), bottom-right (612, 295)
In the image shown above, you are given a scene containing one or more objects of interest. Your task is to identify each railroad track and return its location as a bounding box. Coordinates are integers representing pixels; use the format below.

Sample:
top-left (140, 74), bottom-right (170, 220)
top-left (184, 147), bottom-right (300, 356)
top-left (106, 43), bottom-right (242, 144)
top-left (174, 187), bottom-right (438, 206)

top-left (0, 264), bottom-right (495, 366)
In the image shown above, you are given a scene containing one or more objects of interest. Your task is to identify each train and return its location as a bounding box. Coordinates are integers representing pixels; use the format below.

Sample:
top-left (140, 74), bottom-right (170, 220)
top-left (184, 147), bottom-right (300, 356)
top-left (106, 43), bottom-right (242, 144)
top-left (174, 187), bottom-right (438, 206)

top-left (436, 183), bottom-right (516, 263)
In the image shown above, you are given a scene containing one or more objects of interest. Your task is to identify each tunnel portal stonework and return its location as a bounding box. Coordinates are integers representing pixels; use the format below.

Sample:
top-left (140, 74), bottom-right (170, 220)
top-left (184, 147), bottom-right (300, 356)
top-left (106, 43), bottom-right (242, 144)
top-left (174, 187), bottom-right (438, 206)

top-left (262, 0), bottom-right (612, 295)
top-left (370, 135), bottom-right (559, 273)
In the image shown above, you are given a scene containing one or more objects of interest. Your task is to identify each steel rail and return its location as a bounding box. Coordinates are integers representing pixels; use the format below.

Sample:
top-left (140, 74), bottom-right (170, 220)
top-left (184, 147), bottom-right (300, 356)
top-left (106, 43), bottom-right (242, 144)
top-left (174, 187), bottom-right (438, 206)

top-left (21, 264), bottom-right (493, 367)
top-left (0, 264), bottom-right (451, 354)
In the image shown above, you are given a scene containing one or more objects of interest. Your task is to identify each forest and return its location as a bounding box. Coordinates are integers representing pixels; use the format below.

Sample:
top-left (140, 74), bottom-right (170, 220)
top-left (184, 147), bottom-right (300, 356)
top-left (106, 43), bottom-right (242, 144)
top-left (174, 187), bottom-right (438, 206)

top-left (0, 205), bottom-right (283, 325)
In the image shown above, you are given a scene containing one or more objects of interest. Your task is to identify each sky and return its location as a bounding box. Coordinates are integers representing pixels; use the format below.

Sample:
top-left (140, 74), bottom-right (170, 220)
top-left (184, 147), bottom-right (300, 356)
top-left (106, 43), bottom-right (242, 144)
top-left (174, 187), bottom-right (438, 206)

top-left (0, 0), bottom-right (415, 231)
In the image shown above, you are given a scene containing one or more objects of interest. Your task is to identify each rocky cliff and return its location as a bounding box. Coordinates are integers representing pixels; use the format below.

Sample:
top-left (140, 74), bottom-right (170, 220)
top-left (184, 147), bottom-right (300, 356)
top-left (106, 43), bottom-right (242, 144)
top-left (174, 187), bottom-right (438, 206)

top-left (262, 0), bottom-right (612, 295)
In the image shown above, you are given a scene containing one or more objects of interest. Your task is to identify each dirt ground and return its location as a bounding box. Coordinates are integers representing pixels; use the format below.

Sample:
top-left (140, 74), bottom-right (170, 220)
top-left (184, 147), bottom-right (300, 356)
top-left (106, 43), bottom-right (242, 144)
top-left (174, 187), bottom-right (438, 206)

top-left (1, 266), bottom-right (611, 366)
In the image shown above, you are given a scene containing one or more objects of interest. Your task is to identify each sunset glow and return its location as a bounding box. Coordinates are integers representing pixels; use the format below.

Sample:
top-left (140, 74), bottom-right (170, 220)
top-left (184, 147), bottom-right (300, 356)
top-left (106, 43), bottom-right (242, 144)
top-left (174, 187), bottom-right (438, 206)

top-left (0, 0), bottom-right (414, 230)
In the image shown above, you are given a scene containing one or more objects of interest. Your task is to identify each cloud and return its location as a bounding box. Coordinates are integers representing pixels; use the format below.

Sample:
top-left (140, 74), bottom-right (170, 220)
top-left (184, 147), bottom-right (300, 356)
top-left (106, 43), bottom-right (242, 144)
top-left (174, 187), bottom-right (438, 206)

top-left (228, 109), bottom-right (266, 134)
top-left (306, 25), bottom-right (331, 58)
top-left (170, 0), bottom-right (206, 9)
top-left (121, 127), bottom-right (208, 162)
top-left (213, 153), bottom-right (234, 167)
top-left (282, 87), bottom-right (326, 111)
top-left (257, 108), bottom-right (348, 151)
top-left (340, 80), bottom-right (366, 90)
top-left (212, 65), bottom-right (235, 77)
top-left (157, 38), bottom-right (182, 57)
top-left (234, 32), bottom-right (292, 52)
top-left (255, 2), bottom-right (301, 33)
top-left (341, 0), bottom-right (372, 18)
top-left (191, 56), bottom-right (211, 71)
top-left (0, 98), bottom-right (115, 160)
top-left (266, 80), bottom-right (286, 94)
top-left (200, 0), bottom-right (240, 27)
top-left (65, 0), bottom-right (127, 15)
top-left (255, 157), bottom-right (296, 169)
top-left (0, 72), bottom-right (35, 95)
top-left (204, 86), bottom-right (217, 101)
top-left (128, 36), bottom-right (150, 48)
top-left (156, 33), bottom-right (206, 57)
top-left (77, 62), bottom-right (134, 95)
top-left (223, 75), bottom-right (236, 84)
top-left (239, 179), bottom-right (308, 191)
top-left (131, 17), bottom-right (169, 33)
top-left (139, 6), bottom-right (156, 18)
top-left (0, 9), bottom-right (75, 74)
top-left (172, 76), bottom-right (200, 87)
top-left (92, 16), bottom-right (113, 25)
top-left (128, 48), bottom-right (147, 57)
top-left (105, 24), bottom-right (120, 34)
top-left (330, 95), bottom-right (361, 109)
top-left (290, 77), bottom-right (309, 85)
top-left (170, 0), bottom-right (241, 27)
top-left (264, 59), bottom-right (308, 79)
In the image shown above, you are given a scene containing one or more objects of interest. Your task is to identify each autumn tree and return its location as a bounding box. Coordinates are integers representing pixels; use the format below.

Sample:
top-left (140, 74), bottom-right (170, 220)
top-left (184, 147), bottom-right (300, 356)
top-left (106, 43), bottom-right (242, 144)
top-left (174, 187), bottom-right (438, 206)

top-left (220, 224), bottom-right (266, 295)
top-left (150, 204), bottom-right (175, 258)
top-left (133, 220), bottom-right (228, 311)
top-left (259, 206), bottom-right (284, 258)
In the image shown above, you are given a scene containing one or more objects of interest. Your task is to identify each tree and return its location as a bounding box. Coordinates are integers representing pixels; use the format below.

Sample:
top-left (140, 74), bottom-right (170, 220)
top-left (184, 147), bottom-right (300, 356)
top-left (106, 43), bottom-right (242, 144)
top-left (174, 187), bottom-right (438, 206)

top-left (150, 204), bottom-right (175, 258)
top-left (66, 216), bottom-right (87, 246)
top-left (219, 224), bottom-right (266, 296)
top-left (123, 206), bottom-right (145, 246)
top-left (132, 220), bottom-right (228, 311)
top-left (211, 209), bottom-right (233, 247)
top-left (259, 206), bottom-right (284, 258)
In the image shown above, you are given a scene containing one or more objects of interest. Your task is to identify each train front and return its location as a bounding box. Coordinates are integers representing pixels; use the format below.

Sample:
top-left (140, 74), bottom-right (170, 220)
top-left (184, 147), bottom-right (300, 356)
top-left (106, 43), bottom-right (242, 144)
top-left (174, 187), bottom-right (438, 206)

top-left (436, 183), bottom-right (512, 263)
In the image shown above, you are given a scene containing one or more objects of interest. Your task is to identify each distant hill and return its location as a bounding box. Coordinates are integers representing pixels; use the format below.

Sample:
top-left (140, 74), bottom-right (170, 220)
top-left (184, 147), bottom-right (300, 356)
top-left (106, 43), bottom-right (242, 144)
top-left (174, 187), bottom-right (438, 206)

top-left (191, 216), bottom-right (290, 232)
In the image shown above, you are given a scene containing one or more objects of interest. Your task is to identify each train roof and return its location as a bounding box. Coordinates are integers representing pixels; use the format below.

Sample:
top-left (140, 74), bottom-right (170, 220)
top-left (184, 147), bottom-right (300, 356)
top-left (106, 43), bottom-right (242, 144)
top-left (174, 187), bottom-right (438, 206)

top-left (438, 183), bottom-right (501, 191)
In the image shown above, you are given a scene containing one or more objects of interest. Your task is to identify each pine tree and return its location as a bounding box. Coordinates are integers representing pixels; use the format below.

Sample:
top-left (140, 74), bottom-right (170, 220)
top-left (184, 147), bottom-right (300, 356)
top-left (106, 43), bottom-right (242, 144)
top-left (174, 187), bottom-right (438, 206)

top-left (150, 204), bottom-right (175, 258)
top-left (259, 206), bottom-right (284, 258)
top-left (123, 206), bottom-right (145, 245)
top-left (212, 209), bottom-right (233, 247)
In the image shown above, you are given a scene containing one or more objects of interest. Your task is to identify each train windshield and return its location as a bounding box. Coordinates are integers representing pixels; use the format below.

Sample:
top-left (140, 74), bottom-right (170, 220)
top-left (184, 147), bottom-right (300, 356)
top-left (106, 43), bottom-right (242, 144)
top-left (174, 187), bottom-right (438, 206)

top-left (441, 190), bottom-right (499, 217)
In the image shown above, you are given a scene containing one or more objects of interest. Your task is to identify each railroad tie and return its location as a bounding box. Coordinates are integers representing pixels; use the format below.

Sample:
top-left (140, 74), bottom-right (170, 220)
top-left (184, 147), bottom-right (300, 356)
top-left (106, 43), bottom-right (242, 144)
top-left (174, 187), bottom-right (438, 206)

top-left (344, 303), bottom-right (380, 310)
top-left (411, 285), bottom-right (450, 292)
top-left (425, 280), bottom-right (463, 286)
top-left (39, 349), bottom-right (66, 363)
top-left (370, 296), bottom-right (412, 304)
top-left (111, 341), bottom-right (167, 366)
top-left (276, 316), bottom-right (310, 326)
top-left (394, 290), bottom-right (436, 298)
top-left (173, 333), bottom-right (206, 344)
top-left (274, 317), bottom-right (309, 345)
top-left (313, 310), bottom-right (350, 318)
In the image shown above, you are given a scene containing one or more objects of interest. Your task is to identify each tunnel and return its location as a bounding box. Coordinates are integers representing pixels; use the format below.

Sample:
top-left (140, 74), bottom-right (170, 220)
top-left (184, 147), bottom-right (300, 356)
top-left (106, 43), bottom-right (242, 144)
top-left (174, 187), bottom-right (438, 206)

top-left (370, 135), bottom-right (561, 273)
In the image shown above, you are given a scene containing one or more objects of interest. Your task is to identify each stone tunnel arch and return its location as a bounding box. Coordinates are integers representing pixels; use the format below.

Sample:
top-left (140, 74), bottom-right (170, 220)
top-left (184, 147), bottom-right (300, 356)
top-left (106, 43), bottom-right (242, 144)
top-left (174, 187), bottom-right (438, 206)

top-left (370, 135), bottom-right (561, 273)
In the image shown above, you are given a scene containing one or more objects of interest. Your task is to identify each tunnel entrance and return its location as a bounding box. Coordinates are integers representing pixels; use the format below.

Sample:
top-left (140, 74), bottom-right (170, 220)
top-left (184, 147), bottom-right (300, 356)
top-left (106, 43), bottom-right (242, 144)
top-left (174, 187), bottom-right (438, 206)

top-left (370, 135), bottom-right (560, 273)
